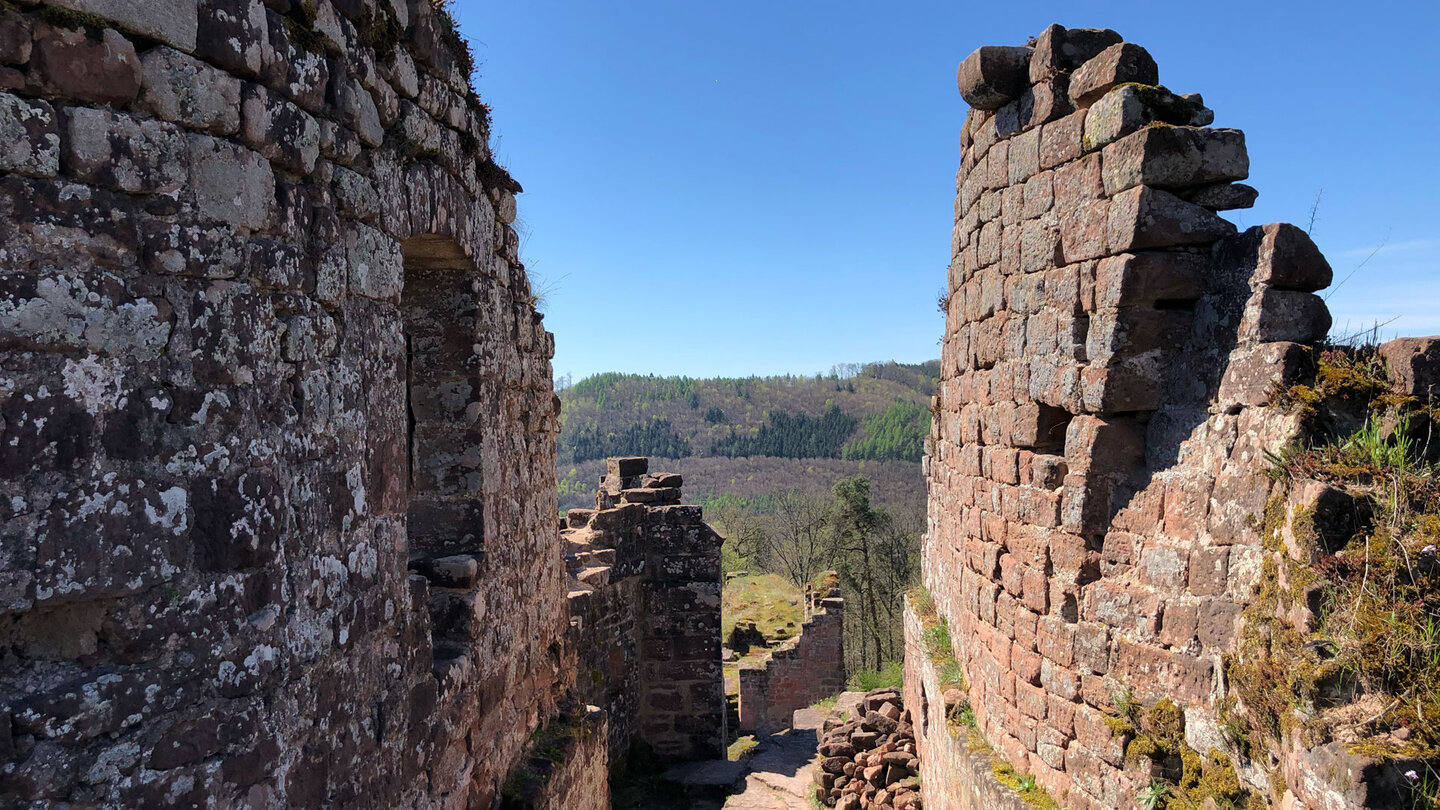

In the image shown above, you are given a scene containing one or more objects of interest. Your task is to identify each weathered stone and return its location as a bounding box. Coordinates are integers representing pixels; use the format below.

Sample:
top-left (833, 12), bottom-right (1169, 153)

top-left (1106, 185), bottom-right (1236, 250)
top-left (139, 47), bottom-right (242, 135)
top-left (186, 134), bottom-right (275, 229)
top-left (1379, 336), bottom-right (1440, 399)
top-left (335, 69), bottom-right (384, 147)
top-left (1239, 288), bottom-right (1331, 343)
top-left (1100, 126), bottom-right (1248, 195)
top-left (0, 93), bottom-right (60, 178)
top-left (1253, 222), bottom-right (1333, 292)
top-left (240, 83), bottom-right (321, 174)
top-left (1029, 24), bottom-right (1122, 83)
top-left (197, 0), bottom-right (266, 77)
top-left (48, 0), bottom-right (198, 52)
top-left (957, 45), bottom-right (1033, 110)
top-left (29, 25), bottom-right (141, 106)
top-left (63, 108), bottom-right (187, 194)
top-left (1068, 42), bottom-right (1159, 107)
top-left (1184, 182), bottom-right (1258, 211)
top-left (1083, 84), bottom-right (1224, 152)
top-left (0, 10), bottom-right (32, 66)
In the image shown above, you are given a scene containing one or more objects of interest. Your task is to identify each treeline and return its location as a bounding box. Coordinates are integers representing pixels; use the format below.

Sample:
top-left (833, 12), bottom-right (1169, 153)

top-left (714, 475), bottom-right (921, 677)
top-left (555, 361), bottom-right (940, 495)
top-left (841, 401), bottom-right (930, 463)
top-left (567, 417), bottom-right (692, 463)
top-left (711, 404), bottom-right (858, 459)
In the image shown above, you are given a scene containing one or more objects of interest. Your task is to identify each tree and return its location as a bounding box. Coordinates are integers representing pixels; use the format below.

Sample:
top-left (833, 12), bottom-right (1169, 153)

top-left (760, 491), bottom-right (833, 587)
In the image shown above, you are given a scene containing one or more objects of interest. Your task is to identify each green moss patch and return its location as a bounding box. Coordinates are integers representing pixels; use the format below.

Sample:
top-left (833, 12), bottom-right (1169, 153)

top-left (1232, 344), bottom-right (1440, 806)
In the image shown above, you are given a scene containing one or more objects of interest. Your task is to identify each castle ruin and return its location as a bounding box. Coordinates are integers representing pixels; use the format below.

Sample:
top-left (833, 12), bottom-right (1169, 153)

top-left (0, 4), bottom-right (1434, 809)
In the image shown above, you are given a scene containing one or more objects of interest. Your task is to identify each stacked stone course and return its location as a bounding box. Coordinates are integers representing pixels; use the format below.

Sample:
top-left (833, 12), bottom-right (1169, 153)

top-left (562, 457), bottom-right (725, 765)
top-left (918, 23), bottom-right (1346, 810)
top-left (0, 1), bottom-right (563, 807)
top-left (737, 582), bottom-right (846, 735)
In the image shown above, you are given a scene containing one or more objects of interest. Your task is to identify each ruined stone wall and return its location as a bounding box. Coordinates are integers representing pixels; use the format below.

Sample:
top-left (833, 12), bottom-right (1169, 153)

top-left (918, 24), bottom-right (1338, 809)
top-left (563, 458), bottom-right (725, 765)
top-left (738, 591), bottom-right (845, 735)
top-left (903, 603), bottom-right (1029, 810)
top-left (0, 1), bottom-right (565, 807)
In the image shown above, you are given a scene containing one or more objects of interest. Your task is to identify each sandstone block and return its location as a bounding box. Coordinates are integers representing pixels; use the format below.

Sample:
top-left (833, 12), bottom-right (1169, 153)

top-left (1106, 185), bottom-right (1236, 251)
top-left (0, 93), bottom-right (59, 178)
top-left (1196, 597), bottom-right (1239, 648)
top-left (1093, 252), bottom-right (1205, 309)
top-left (241, 84), bottom-right (321, 174)
top-left (1039, 110), bottom-right (1084, 170)
top-left (1082, 580), bottom-right (1161, 639)
top-left (1028, 24), bottom-right (1122, 83)
top-left (63, 108), bottom-right (187, 194)
top-left (1379, 336), bottom-right (1440, 399)
top-left (1184, 182), bottom-right (1258, 211)
top-left (957, 45), bottom-right (1033, 110)
top-left (49, 0), bottom-right (198, 52)
top-left (199, 0), bottom-right (266, 78)
top-left (1216, 341), bottom-right (1310, 410)
top-left (1068, 42), bottom-right (1159, 107)
top-left (1238, 288), bottom-right (1331, 344)
top-left (139, 47), bottom-right (242, 135)
top-left (1112, 639), bottom-right (1213, 705)
top-left (1082, 84), bottom-right (1216, 151)
top-left (1254, 222), bottom-right (1333, 292)
top-left (30, 25), bottom-right (141, 106)
top-left (187, 135), bottom-right (275, 229)
top-left (0, 10), bottom-right (31, 66)
top-left (1158, 600), bottom-right (1198, 648)
top-left (1085, 307), bottom-right (1193, 367)
top-left (1100, 126), bottom-right (1249, 195)
top-left (345, 222), bottom-right (403, 300)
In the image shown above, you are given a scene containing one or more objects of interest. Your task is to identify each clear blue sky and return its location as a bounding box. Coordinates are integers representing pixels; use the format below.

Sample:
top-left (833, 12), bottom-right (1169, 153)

top-left (454, 1), bottom-right (1440, 383)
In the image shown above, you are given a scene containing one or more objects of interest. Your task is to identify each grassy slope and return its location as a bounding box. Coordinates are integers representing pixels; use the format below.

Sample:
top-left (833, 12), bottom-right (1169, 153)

top-left (720, 573), bottom-right (805, 695)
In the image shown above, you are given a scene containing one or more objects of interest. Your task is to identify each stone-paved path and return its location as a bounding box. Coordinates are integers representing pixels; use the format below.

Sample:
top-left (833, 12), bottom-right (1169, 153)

top-left (721, 693), bottom-right (868, 810)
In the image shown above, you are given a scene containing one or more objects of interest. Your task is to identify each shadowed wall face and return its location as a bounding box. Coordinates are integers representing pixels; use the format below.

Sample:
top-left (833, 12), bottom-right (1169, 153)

top-left (917, 23), bottom-right (1342, 810)
top-left (0, 1), bottom-right (564, 806)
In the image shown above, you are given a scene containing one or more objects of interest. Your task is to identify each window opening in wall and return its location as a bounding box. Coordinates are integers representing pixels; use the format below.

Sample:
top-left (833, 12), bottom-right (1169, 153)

top-left (399, 235), bottom-right (487, 676)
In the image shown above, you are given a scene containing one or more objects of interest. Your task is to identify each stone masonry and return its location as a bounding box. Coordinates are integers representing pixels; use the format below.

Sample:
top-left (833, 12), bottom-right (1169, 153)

top-left (917, 24), bottom-right (1345, 810)
top-left (562, 457), bottom-right (726, 764)
top-left (738, 582), bottom-right (846, 735)
top-left (0, 1), bottom-right (566, 807)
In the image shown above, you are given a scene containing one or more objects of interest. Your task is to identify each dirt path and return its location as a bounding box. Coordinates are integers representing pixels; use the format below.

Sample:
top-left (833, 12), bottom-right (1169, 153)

top-left (722, 693), bottom-right (867, 810)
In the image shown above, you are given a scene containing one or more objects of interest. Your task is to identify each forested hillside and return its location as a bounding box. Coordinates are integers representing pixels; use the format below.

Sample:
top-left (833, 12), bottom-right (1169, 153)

top-left (555, 361), bottom-right (939, 513)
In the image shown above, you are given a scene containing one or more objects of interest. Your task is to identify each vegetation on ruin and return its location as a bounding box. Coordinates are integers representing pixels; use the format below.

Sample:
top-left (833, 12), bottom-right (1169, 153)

top-left (722, 573), bottom-right (805, 646)
top-left (910, 585), bottom-right (965, 690)
top-left (965, 731), bottom-right (1059, 809)
top-left (727, 734), bottom-right (760, 761)
top-left (1113, 698), bottom-right (1255, 810)
top-left (1228, 344), bottom-right (1440, 807)
top-left (500, 705), bottom-right (596, 807)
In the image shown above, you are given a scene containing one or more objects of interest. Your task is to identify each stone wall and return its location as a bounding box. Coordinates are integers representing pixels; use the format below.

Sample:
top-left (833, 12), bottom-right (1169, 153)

top-left (903, 602), bottom-right (1029, 810)
top-left (919, 23), bottom-right (1342, 810)
top-left (0, 1), bottom-right (565, 807)
top-left (738, 588), bottom-right (846, 735)
top-left (563, 457), bottom-right (725, 764)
